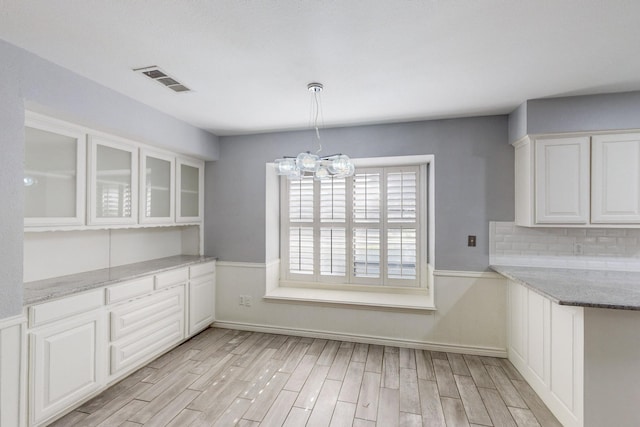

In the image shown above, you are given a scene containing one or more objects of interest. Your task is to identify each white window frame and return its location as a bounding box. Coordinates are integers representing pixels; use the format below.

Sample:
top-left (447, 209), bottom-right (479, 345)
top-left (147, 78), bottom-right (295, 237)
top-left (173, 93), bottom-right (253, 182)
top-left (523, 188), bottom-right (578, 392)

top-left (279, 155), bottom-right (434, 292)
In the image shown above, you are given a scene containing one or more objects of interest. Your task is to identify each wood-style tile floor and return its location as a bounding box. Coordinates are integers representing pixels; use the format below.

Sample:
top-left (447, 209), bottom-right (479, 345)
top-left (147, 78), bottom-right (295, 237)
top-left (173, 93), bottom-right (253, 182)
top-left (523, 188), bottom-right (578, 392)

top-left (50, 328), bottom-right (562, 427)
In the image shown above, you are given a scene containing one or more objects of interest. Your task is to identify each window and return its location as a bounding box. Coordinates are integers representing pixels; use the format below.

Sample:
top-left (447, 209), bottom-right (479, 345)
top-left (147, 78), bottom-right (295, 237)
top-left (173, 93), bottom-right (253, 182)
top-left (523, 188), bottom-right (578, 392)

top-left (281, 164), bottom-right (428, 288)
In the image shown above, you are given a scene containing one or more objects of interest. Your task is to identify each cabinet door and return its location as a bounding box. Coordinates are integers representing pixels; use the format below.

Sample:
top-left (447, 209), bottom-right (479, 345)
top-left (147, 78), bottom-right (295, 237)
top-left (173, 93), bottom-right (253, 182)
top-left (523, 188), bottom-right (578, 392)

top-left (88, 136), bottom-right (138, 225)
top-left (527, 290), bottom-right (551, 386)
top-left (176, 158), bottom-right (204, 223)
top-left (140, 150), bottom-right (175, 224)
top-left (535, 137), bottom-right (590, 224)
top-left (550, 303), bottom-right (584, 423)
top-left (24, 113), bottom-right (86, 227)
top-left (592, 133), bottom-right (640, 223)
top-left (30, 309), bottom-right (106, 426)
top-left (189, 274), bottom-right (215, 335)
top-left (508, 280), bottom-right (527, 367)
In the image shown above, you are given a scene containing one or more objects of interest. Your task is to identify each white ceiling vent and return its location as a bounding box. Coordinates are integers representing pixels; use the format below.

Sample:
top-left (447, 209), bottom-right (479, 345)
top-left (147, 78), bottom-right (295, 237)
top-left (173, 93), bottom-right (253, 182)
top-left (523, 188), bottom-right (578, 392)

top-left (133, 66), bottom-right (191, 93)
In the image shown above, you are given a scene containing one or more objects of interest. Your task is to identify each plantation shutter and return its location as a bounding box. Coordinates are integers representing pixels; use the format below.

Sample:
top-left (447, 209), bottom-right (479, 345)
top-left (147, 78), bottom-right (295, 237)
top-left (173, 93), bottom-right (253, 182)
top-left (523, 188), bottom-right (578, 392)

top-left (320, 177), bottom-right (347, 276)
top-left (386, 169), bottom-right (418, 281)
top-left (352, 171), bottom-right (382, 280)
top-left (283, 164), bottom-right (423, 287)
top-left (288, 176), bottom-right (314, 274)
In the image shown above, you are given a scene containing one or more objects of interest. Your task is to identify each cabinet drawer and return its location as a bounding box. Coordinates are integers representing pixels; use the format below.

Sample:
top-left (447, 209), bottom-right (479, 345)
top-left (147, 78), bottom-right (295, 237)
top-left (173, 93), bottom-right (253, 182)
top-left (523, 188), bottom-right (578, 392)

top-left (29, 289), bottom-right (104, 328)
top-left (190, 261), bottom-right (215, 279)
top-left (155, 267), bottom-right (188, 289)
top-left (110, 285), bottom-right (184, 341)
top-left (106, 277), bottom-right (154, 304)
top-left (110, 315), bottom-right (184, 375)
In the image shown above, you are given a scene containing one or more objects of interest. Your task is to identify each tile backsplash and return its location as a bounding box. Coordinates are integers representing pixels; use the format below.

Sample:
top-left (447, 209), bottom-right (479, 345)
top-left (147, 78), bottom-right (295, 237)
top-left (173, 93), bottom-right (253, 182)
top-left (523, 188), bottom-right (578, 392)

top-left (490, 221), bottom-right (640, 271)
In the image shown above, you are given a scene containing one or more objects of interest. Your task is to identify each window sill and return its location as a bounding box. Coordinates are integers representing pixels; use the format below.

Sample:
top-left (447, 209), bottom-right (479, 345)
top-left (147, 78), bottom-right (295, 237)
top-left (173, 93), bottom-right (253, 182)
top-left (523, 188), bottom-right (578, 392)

top-left (264, 286), bottom-right (436, 312)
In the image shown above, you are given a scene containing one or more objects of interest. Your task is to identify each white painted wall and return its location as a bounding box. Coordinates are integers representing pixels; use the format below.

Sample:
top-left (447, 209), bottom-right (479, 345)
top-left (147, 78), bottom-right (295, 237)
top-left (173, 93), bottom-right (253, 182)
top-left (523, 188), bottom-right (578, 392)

top-left (215, 262), bottom-right (507, 355)
top-left (24, 227), bottom-right (200, 282)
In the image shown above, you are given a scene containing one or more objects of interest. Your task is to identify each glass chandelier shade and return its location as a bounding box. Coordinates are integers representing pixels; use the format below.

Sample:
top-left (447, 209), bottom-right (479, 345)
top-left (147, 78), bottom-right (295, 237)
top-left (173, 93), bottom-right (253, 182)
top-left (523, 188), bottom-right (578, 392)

top-left (274, 83), bottom-right (355, 180)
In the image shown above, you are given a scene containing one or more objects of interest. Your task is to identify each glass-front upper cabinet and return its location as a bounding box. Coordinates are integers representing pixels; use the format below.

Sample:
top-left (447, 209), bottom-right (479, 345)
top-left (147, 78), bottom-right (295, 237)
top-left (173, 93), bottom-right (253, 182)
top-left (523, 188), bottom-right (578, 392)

top-left (139, 150), bottom-right (175, 224)
top-left (176, 158), bottom-right (204, 223)
top-left (24, 113), bottom-right (86, 227)
top-left (88, 136), bottom-right (138, 225)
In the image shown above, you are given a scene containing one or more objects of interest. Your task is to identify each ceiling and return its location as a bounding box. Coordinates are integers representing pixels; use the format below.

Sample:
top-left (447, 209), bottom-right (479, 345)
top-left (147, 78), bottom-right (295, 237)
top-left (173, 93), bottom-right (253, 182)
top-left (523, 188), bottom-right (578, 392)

top-left (1, 1), bottom-right (640, 136)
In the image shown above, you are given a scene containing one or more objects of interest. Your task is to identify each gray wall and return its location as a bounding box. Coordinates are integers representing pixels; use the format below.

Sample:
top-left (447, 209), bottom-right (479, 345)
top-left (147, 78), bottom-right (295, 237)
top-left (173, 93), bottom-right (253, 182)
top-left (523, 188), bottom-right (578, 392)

top-left (508, 102), bottom-right (527, 143)
top-left (508, 91), bottom-right (640, 142)
top-left (205, 115), bottom-right (514, 271)
top-left (0, 39), bottom-right (219, 320)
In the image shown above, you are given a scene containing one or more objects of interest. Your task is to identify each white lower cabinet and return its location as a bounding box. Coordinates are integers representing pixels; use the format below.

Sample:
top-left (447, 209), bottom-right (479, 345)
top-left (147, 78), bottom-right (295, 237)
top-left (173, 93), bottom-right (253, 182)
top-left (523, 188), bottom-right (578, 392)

top-left (549, 302), bottom-right (584, 417)
top-left (29, 309), bottom-right (106, 426)
top-left (24, 261), bottom-right (215, 426)
top-left (188, 262), bottom-right (215, 335)
top-left (526, 290), bottom-right (550, 386)
top-left (507, 280), bottom-right (584, 427)
top-left (109, 285), bottom-right (185, 378)
top-left (507, 280), bottom-right (527, 367)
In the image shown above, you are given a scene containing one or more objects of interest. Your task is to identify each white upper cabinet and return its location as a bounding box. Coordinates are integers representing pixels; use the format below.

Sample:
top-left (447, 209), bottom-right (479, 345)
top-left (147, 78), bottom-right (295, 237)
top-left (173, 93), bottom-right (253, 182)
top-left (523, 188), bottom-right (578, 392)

top-left (24, 113), bottom-right (86, 227)
top-left (534, 137), bottom-right (590, 224)
top-left (88, 136), bottom-right (139, 225)
top-left (24, 113), bottom-right (206, 230)
top-left (176, 158), bottom-right (204, 223)
top-left (139, 150), bottom-right (175, 224)
top-left (591, 133), bottom-right (640, 223)
top-left (515, 131), bottom-right (640, 227)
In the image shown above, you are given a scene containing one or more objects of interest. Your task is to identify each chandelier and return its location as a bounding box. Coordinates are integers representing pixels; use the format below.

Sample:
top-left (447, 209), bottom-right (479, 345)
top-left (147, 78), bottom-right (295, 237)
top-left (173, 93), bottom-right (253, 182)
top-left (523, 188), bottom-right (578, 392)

top-left (275, 83), bottom-right (355, 180)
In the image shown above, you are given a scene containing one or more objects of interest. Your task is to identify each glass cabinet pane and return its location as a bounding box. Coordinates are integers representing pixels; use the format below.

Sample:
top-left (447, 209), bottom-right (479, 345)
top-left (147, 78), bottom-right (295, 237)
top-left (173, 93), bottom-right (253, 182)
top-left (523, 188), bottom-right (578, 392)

top-left (95, 144), bottom-right (133, 219)
top-left (142, 153), bottom-right (173, 221)
top-left (180, 164), bottom-right (200, 218)
top-left (25, 127), bottom-right (78, 219)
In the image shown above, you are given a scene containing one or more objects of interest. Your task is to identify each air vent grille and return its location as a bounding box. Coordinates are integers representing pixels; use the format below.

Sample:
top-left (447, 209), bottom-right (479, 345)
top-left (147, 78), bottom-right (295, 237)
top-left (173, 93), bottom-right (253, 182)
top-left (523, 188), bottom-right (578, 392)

top-left (133, 66), bottom-right (191, 93)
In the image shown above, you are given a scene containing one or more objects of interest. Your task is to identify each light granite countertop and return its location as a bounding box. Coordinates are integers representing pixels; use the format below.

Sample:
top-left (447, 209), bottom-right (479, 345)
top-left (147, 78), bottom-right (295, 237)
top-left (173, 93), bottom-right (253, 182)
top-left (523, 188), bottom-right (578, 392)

top-left (491, 265), bottom-right (640, 311)
top-left (24, 255), bottom-right (216, 306)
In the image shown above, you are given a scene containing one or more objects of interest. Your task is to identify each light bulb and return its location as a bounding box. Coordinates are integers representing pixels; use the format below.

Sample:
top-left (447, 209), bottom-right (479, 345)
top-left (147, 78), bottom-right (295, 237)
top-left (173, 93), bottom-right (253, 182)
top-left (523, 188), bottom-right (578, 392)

top-left (296, 152), bottom-right (319, 172)
top-left (329, 155), bottom-right (351, 174)
top-left (286, 168), bottom-right (303, 180)
top-left (275, 158), bottom-right (297, 175)
top-left (314, 166), bottom-right (330, 180)
top-left (335, 162), bottom-right (355, 178)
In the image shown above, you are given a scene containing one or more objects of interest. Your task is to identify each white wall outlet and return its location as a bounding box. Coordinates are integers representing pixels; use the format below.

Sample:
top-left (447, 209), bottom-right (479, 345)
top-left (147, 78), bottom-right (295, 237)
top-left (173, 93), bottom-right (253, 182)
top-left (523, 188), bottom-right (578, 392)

top-left (245, 296), bottom-right (252, 307)
top-left (239, 295), bottom-right (245, 305)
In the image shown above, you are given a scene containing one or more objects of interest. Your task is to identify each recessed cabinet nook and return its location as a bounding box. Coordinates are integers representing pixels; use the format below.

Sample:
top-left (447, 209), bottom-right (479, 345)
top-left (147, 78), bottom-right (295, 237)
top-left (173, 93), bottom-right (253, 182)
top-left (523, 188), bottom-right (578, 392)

top-left (514, 131), bottom-right (640, 226)
top-left (22, 112), bottom-right (213, 427)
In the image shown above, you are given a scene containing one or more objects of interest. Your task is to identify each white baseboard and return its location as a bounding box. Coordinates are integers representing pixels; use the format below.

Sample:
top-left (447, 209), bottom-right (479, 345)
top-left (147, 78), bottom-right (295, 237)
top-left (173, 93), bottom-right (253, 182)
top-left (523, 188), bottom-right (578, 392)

top-left (212, 321), bottom-right (507, 358)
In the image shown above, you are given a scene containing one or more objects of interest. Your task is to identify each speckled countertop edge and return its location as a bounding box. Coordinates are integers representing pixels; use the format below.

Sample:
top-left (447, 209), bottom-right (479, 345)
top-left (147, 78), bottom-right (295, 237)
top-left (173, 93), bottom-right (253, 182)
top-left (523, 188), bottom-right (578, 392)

top-left (491, 265), bottom-right (640, 311)
top-left (24, 255), bottom-right (217, 306)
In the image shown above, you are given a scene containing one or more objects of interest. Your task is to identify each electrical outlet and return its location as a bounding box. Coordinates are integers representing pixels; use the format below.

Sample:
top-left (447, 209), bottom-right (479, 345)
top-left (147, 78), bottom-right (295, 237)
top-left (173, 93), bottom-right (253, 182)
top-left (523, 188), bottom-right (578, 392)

top-left (468, 235), bottom-right (476, 247)
top-left (245, 296), bottom-right (252, 307)
top-left (573, 243), bottom-right (584, 255)
top-left (239, 295), bottom-right (245, 305)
